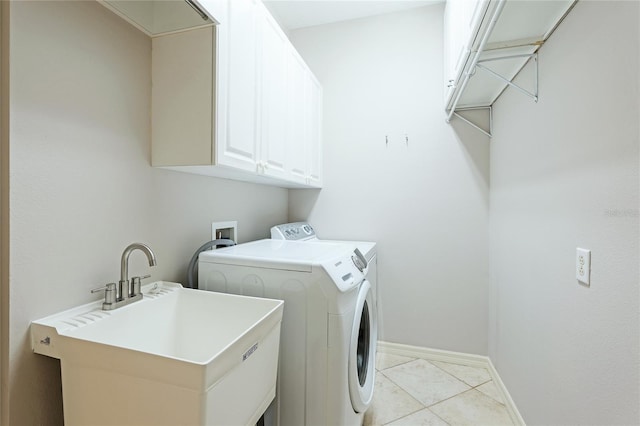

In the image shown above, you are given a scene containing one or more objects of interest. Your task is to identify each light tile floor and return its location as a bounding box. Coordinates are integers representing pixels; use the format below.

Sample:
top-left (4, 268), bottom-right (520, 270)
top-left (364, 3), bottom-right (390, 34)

top-left (364, 353), bottom-right (515, 426)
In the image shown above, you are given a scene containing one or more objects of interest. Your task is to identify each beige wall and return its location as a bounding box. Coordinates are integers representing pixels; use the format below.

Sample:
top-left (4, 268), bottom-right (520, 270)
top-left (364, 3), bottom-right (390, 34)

top-left (8, 1), bottom-right (287, 424)
top-left (0, 1), bottom-right (9, 424)
top-left (288, 5), bottom-right (491, 355)
top-left (489, 1), bottom-right (639, 424)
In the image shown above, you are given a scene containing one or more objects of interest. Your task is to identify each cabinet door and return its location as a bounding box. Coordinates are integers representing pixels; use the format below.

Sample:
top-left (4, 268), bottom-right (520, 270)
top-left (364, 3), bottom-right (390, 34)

top-left (286, 50), bottom-right (308, 184)
top-left (258, 5), bottom-right (288, 180)
top-left (216, 0), bottom-right (260, 171)
top-left (306, 74), bottom-right (322, 187)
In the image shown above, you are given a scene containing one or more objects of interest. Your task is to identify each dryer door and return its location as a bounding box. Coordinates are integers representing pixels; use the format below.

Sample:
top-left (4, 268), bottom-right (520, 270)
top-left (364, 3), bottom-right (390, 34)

top-left (348, 279), bottom-right (377, 413)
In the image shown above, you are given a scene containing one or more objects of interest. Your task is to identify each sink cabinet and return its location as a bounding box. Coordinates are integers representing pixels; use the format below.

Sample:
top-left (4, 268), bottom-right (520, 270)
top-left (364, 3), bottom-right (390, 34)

top-left (151, 0), bottom-right (323, 188)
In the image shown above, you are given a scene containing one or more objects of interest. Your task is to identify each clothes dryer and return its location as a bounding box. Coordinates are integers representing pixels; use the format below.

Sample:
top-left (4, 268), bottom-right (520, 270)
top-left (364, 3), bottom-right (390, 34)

top-left (198, 240), bottom-right (376, 426)
top-left (271, 222), bottom-right (381, 339)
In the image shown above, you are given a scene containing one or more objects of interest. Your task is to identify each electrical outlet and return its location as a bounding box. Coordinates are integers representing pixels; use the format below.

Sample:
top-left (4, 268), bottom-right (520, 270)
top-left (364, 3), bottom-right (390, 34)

top-left (576, 248), bottom-right (591, 286)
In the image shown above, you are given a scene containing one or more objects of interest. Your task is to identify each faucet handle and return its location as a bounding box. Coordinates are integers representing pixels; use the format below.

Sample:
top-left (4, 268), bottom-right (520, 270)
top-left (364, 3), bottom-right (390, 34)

top-left (131, 274), bottom-right (151, 297)
top-left (91, 283), bottom-right (117, 305)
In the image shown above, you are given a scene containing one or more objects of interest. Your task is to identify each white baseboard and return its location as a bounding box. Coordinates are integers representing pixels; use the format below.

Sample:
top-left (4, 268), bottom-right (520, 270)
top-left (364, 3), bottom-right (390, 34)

top-left (377, 341), bottom-right (490, 368)
top-left (377, 341), bottom-right (525, 426)
top-left (485, 357), bottom-right (526, 426)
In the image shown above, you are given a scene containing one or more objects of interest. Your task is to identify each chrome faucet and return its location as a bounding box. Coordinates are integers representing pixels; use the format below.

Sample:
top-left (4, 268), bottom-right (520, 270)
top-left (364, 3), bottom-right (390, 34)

top-left (120, 242), bottom-right (157, 300)
top-left (92, 243), bottom-right (157, 310)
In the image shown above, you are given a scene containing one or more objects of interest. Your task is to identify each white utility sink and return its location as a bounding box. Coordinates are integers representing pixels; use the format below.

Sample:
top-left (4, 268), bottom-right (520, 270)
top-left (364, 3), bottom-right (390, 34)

top-left (31, 282), bottom-right (284, 425)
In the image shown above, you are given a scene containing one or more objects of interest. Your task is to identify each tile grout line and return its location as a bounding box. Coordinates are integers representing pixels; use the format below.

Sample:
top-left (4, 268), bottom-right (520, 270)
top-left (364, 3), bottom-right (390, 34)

top-left (428, 358), bottom-right (487, 388)
top-left (375, 368), bottom-right (432, 424)
top-left (377, 368), bottom-right (426, 409)
top-left (381, 358), bottom-right (469, 390)
top-left (372, 366), bottom-right (513, 426)
top-left (426, 388), bottom-right (516, 426)
top-left (471, 379), bottom-right (507, 406)
top-left (428, 406), bottom-right (451, 426)
top-left (375, 353), bottom-right (430, 423)
top-left (372, 368), bottom-right (454, 426)
top-left (380, 406), bottom-right (440, 426)
top-left (377, 361), bottom-right (473, 423)
top-left (378, 359), bottom-right (473, 412)
top-left (424, 386), bottom-right (478, 410)
top-left (427, 388), bottom-right (515, 426)
top-left (380, 361), bottom-right (504, 412)
top-left (376, 344), bottom-right (523, 425)
top-left (427, 359), bottom-right (507, 406)
top-left (376, 356), bottom-right (418, 373)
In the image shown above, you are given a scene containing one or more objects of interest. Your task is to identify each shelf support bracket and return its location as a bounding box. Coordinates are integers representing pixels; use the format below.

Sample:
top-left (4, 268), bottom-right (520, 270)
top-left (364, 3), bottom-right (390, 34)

top-left (452, 106), bottom-right (492, 138)
top-left (475, 53), bottom-right (539, 103)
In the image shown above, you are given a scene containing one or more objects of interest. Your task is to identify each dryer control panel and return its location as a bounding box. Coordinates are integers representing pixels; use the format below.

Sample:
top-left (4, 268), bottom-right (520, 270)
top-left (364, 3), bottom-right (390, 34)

top-left (321, 251), bottom-right (365, 293)
top-left (271, 222), bottom-right (316, 241)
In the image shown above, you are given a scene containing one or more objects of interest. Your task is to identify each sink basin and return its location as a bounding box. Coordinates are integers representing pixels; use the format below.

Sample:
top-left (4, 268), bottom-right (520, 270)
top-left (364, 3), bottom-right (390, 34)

top-left (31, 282), bottom-right (284, 425)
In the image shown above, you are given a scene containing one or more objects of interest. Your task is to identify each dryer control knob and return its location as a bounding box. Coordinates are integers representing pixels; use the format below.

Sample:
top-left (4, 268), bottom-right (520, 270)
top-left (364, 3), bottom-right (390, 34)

top-left (352, 255), bottom-right (366, 272)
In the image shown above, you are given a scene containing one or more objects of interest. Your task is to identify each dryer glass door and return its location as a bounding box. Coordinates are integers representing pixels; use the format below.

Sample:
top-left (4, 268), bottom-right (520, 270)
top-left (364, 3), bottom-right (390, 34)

top-left (356, 301), bottom-right (370, 386)
top-left (348, 279), bottom-right (377, 413)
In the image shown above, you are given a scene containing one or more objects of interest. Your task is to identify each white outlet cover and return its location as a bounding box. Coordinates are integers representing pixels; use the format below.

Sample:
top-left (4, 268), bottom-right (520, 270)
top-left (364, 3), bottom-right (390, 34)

top-left (576, 248), bottom-right (591, 286)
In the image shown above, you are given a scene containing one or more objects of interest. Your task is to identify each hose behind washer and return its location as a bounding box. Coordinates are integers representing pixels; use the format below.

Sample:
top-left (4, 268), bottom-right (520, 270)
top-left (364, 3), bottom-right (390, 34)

top-left (186, 239), bottom-right (236, 289)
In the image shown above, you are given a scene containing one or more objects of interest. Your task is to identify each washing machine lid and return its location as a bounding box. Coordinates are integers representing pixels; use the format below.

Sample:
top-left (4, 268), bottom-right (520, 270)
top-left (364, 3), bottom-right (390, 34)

top-left (198, 239), bottom-right (356, 273)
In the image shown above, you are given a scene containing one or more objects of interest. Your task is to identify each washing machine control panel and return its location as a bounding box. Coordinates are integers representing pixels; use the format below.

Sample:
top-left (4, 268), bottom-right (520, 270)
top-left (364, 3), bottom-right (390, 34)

top-left (322, 250), bottom-right (366, 293)
top-left (271, 222), bottom-right (316, 241)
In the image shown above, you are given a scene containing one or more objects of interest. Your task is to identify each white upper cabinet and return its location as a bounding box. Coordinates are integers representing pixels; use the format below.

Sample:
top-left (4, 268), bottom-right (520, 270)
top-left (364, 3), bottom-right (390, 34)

top-left (285, 48), bottom-right (323, 187)
top-left (286, 49), bottom-right (309, 185)
top-left (148, 0), bottom-right (323, 188)
top-left (218, 0), bottom-right (260, 172)
top-left (305, 74), bottom-right (322, 187)
top-left (257, 3), bottom-right (289, 181)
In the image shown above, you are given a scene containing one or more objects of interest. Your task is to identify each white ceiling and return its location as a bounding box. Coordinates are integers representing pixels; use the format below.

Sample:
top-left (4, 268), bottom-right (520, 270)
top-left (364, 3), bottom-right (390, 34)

top-left (263, 0), bottom-right (442, 31)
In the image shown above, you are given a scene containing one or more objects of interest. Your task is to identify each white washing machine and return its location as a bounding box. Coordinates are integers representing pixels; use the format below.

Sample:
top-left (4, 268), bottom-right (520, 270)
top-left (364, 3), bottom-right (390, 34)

top-left (271, 222), bottom-right (381, 339)
top-left (198, 240), bottom-right (377, 426)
